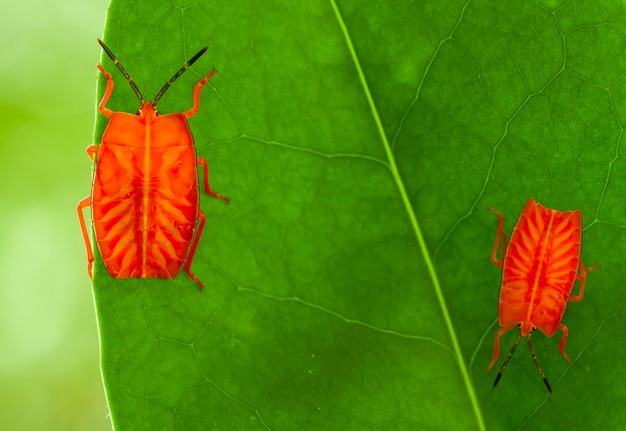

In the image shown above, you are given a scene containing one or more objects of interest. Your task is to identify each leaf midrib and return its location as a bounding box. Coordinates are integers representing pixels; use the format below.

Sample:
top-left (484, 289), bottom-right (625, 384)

top-left (328, 1), bottom-right (486, 430)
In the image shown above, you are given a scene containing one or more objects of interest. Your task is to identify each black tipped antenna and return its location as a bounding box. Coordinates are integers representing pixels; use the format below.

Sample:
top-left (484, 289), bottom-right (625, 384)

top-left (153, 46), bottom-right (209, 105)
top-left (527, 337), bottom-right (553, 393)
top-left (493, 333), bottom-right (522, 389)
top-left (493, 333), bottom-right (553, 394)
top-left (97, 39), bottom-right (144, 104)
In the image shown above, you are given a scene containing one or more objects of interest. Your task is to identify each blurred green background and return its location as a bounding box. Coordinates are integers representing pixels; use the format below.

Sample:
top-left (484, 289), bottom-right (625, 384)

top-left (0, 0), bottom-right (111, 429)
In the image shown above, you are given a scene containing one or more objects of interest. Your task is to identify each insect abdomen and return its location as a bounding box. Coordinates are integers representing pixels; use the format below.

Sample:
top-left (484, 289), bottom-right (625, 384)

top-left (92, 114), bottom-right (199, 279)
top-left (499, 200), bottom-right (582, 336)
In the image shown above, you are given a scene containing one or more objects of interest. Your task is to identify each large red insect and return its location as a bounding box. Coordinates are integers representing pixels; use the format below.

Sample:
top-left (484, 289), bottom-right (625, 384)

top-left (486, 198), bottom-right (597, 392)
top-left (77, 39), bottom-right (229, 290)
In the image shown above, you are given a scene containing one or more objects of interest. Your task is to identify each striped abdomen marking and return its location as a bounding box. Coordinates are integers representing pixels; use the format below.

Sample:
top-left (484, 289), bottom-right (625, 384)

top-left (92, 111), bottom-right (199, 279)
top-left (499, 199), bottom-right (582, 337)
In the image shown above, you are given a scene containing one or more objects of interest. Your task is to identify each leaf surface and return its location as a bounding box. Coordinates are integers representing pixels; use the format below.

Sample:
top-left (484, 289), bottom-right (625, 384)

top-left (91, 0), bottom-right (626, 429)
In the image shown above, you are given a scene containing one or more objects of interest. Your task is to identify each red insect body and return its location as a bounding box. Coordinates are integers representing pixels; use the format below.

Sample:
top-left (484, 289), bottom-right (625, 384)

top-left (486, 198), bottom-right (597, 392)
top-left (77, 40), bottom-right (229, 290)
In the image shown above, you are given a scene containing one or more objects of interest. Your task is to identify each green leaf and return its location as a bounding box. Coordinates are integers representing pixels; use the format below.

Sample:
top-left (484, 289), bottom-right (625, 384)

top-left (90, 0), bottom-right (626, 429)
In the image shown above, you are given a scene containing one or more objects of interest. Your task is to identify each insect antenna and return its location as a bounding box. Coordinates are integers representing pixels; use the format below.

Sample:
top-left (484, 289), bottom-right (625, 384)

top-left (493, 332), bottom-right (522, 389)
top-left (97, 39), bottom-right (145, 105)
top-left (153, 46), bottom-right (209, 106)
top-left (527, 336), bottom-right (553, 393)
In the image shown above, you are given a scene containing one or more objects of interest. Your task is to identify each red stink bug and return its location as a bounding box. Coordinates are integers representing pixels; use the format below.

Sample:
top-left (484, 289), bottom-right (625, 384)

top-left (77, 39), bottom-right (229, 290)
top-left (486, 198), bottom-right (598, 392)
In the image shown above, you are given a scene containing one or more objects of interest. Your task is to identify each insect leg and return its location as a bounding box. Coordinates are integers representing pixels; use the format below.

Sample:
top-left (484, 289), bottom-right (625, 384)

top-left (77, 196), bottom-right (94, 278)
top-left (487, 325), bottom-right (516, 372)
top-left (86, 145), bottom-right (98, 161)
top-left (557, 323), bottom-right (573, 364)
top-left (492, 332), bottom-right (522, 389)
top-left (527, 336), bottom-right (553, 393)
top-left (185, 210), bottom-right (207, 290)
top-left (488, 207), bottom-right (507, 268)
top-left (96, 64), bottom-right (114, 118)
top-left (183, 69), bottom-right (217, 118)
top-left (569, 260), bottom-right (599, 302)
top-left (197, 157), bottom-right (230, 203)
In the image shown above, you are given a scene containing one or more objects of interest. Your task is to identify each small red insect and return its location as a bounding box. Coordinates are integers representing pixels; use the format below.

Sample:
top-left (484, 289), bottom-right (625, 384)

top-left (77, 39), bottom-right (229, 290)
top-left (486, 198), bottom-right (597, 392)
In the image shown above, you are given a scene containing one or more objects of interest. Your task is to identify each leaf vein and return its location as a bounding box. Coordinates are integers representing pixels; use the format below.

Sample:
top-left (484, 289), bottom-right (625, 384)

top-left (328, 1), bottom-right (485, 430)
top-left (242, 134), bottom-right (390, 166)
top-left (238, 286), bottom-right (452, 353)
top-left (435, 43), bottom-right (568, 258)
top-left (392, 0), bottom-right (473, 151)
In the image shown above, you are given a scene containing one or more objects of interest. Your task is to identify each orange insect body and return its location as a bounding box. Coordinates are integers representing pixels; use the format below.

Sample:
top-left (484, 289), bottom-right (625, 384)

top-left (77, 39), bottom-right (229, 290)
top-left (486, 198), bottom-right (597, 392)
